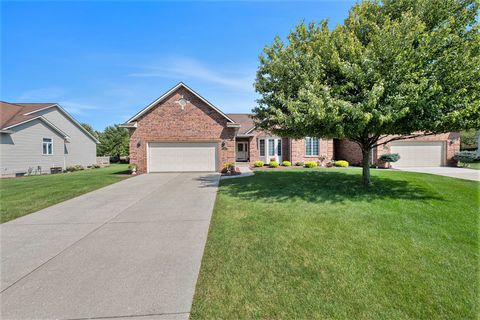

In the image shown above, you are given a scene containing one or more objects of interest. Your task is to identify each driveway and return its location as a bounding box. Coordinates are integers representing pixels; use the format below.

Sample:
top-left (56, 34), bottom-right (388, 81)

top-left (1, 172), bottom-right (220, 320)
top-left (396, 166), bottom-right (479, 181)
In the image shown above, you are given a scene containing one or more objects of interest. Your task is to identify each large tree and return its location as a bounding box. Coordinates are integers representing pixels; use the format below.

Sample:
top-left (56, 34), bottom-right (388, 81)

top-left (254, 0), bottom-right (479, 187)
top-left (97, 125), bottom-right (129, 159)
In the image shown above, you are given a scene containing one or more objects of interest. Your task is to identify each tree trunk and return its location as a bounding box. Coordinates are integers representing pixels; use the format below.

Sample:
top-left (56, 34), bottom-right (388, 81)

top-left (361, 147), bottom-right (372, 188)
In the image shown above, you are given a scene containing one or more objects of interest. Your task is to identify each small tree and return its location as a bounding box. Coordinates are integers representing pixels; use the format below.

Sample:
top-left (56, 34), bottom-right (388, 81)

top-left (254, 0), bottom-right (480, 187)
top-left (379, 153), bottom-right (401, 168)
top-left (80, 123), bottom-right (99, 140)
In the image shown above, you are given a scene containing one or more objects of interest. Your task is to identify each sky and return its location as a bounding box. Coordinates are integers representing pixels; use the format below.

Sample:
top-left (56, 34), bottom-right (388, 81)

top-left (1, 1), bottom-right (354, 131)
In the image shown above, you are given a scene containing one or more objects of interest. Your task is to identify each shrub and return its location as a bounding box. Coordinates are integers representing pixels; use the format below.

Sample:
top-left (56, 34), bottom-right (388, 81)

top-left (334, 160), bottom-right (349, 167)
top-left (92, 164), bottom-right (101, 169)
top-left (379, 153), bottom-right (400, 163)
top-left (65, 165), bottom-right (85, 172)
top-left (305, 161), bottom-right (318, 168)
top-left (253, 160), bottom-right (264, 167)
top-left (269, 161), bottom-right (279, 168)
top-left (295, 161), bottom-right (304, 166)
top-left (282, 161), bottom-right (292, 167)
top-left (454, 151), bottom-right (479, 164)
top-left (222, 162), bottom-right (235, 173)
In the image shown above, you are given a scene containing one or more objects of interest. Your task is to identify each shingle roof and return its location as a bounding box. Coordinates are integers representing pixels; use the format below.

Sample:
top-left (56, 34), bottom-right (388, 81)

top-left (226, 113), bottom-right (255, 134)
top-left (0, 101), bottom-right (55, 129)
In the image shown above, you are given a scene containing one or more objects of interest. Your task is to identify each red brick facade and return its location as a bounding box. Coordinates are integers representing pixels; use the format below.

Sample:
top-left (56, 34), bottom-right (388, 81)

top-left (128, 86), bottom-right (237, 173)
top-left (334, 133), bottom-right (460, 167)
top-left (125, 84), bottom-right (460, 172)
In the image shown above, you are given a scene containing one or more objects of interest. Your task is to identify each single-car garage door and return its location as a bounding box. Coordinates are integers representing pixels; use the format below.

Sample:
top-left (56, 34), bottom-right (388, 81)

top-left (390, 141), bottom-right (445, 167)
top-left (148, 142), bottom-right (217, 172)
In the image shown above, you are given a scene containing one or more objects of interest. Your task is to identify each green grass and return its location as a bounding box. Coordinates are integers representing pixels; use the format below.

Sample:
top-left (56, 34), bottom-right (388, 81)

top-left (464, 162), bottom-right (480, 170)
top-left (191, 168), bottom-right (479, 319)
top-left (0, 164), bottom-right (130, 223)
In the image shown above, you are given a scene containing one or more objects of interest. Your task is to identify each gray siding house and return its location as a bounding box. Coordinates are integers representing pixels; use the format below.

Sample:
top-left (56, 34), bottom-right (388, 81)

top-left (0, 101), bottom-right (99, 176)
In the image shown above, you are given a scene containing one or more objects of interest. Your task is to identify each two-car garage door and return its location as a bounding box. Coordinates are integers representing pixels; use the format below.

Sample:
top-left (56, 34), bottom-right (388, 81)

top-left (390, 141), bottom-right (445, 167)
top-left (148, 142), bottom-right (217, 172)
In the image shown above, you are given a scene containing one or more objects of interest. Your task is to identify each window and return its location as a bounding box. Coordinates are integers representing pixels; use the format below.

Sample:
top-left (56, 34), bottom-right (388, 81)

top-left (277, 139), bottom-right (282, 156)
top-left (42, 138), bottom-right (53, 155)
top-left (268, 139), bottom-right (275, 156)
top-left (259, 139), bottom-right (265, 156)
top-left (305, 137), bottom-right (319, 156)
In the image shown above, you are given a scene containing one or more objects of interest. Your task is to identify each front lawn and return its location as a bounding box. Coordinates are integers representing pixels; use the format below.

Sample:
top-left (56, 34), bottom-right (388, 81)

top-left (0, 164), bottom-right (130, 223)
top-left (191, 169), bottom-right (478, 319)
top-left (461, 162), bottom-right (480, 170)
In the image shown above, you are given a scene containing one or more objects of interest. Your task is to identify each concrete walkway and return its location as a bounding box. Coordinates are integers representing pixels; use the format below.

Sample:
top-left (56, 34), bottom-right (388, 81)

top-left (1, 172), bottom-right (220, 320)
top-left (396, 166), bottom-right (479, 181)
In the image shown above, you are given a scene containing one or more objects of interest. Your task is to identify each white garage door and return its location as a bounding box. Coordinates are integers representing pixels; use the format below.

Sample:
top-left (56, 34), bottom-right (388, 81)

top-left (148, 142), bottom-right (217, 172)
top-left (390, 141), bottom-right (444, 167)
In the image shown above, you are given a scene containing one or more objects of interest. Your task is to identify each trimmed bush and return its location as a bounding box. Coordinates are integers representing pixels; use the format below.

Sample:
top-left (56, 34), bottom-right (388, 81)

top-left (379, 153), bottom-right (400, 163)
top-left (282, 161), bottom-right (292, 167)
top-left (223, 162), bottom-right (235, 173)
top-left (304, 161), bottom-right (318, 168)
top-left (334, 160), bottom-right (349, 167)
top-left (295, 161), bottom-right (304, 167)
top-left (269, 161), bottom-right (279, 168)
top-left (253, 160), bottom-right (264, 167)
top-left (65, 165), bottom-right (85, 172)
top-left (454, 151), bottom-right (479, 164)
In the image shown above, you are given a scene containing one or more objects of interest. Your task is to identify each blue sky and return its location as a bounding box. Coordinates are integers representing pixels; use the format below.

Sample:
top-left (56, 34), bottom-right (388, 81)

top-left (2, 1), bottom-right (354, 130)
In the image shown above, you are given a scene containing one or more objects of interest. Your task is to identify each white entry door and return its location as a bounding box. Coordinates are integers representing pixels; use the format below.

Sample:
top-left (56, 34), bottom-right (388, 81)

top-left (258, 138), bottom-right (282, 163)
top-left (148, 142), bottom-right (217, 172)
top-left (390, 141), bottom-right (444, 167)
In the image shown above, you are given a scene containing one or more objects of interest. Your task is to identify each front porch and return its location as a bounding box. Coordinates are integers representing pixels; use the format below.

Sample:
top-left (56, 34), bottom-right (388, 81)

top-left (235, 136), bottom-right (287, 164)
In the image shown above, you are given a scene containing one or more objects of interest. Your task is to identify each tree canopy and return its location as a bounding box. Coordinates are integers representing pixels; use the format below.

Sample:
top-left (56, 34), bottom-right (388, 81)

top-left (254, 0), bottom-right (480, 186)
top-left (96, 125), bottom-right (129, 159)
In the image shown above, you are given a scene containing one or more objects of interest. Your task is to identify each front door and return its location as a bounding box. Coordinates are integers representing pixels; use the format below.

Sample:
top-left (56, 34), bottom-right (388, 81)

top-left (236, 142), bottom-right (248, 161)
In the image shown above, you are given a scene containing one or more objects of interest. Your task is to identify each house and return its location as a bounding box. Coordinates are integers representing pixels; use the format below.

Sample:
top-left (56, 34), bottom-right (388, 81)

top-left (0, 101), bottom-right (99, 176)
top-left (121, 82), bottom-right (458, 173)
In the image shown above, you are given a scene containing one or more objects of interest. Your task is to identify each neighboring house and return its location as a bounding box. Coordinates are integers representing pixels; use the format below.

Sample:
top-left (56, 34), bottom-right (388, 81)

top-left (122, 82), bottom-right (459, 173)
top-left (0, 101), bottom-right (99, 176)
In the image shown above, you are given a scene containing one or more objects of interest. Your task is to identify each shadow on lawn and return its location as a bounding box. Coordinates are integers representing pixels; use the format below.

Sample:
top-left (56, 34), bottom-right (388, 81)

top-left (219, 170), bottom-right (443, 203)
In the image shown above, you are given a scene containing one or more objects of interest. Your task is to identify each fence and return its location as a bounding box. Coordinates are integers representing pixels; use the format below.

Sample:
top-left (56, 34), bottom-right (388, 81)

top-left (96, 156), bottom-right (110, 167)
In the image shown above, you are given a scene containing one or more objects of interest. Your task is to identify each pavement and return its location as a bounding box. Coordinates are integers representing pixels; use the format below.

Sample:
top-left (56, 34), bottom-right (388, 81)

top-left (395, 166), bottom-right (480, 181)
top-left (1, 172), bottom-right (220, 320)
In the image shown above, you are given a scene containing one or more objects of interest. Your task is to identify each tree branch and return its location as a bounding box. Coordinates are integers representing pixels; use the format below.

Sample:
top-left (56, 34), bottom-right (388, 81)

top-left (372, 132), bottom-right (438, 148)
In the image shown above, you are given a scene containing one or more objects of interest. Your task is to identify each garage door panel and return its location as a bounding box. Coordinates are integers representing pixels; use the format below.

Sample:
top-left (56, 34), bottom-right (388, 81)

top-left (148, 143), bottom-right (217, 172)
top-left (390, 141), bottom-right (444, 167)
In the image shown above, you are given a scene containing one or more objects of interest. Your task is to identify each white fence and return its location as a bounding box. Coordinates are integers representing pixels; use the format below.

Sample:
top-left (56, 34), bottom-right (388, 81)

top-left (96, 156), bottom-right (110, 167)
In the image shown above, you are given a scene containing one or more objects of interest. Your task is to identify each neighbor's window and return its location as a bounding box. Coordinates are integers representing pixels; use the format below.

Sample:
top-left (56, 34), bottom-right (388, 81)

top-left (268, 139), bottom-right (275, 156)
top-left (259, 139), bottom-right (265, 156)
top-left (42, 138), bottom-right (53, 155)
top-left (305, 137), bottom-right (319, 156)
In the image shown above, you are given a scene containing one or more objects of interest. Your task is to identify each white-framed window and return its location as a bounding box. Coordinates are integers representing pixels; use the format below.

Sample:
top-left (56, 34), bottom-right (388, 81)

top-left (268, 139), bottom-right (275, 156)
top-left (259, 139), bottom-right (265, 156)
top-left (305, 137), bottom-right (319, 156)
top-left (42, 138), bottom-right (53, 155)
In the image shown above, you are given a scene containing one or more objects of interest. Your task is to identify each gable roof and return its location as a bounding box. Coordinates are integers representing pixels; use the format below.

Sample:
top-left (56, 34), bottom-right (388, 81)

top-left (126, 82), bottom-right (235, 124)
top-left (0, 101), bottom-right (99, 143)
top-left (226, 113), bottom-right (255, 134)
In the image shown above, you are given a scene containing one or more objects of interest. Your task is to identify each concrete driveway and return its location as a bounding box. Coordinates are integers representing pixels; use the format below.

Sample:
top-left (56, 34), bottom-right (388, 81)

top-left (1, 172), bottom-right (220, 320)
top-left (396, 166), bottom-right (479, 181)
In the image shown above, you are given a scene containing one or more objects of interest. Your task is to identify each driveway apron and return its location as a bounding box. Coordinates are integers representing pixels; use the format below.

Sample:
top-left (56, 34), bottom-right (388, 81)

top-left (1, 172), bottom-right (219, 320)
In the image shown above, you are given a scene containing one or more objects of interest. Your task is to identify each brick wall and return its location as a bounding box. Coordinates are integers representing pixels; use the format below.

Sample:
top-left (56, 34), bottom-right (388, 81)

top-left (290, 138), bottom-right (334, 164)
top-left (335, 133), bottom-right (460, 167)
top-left (128, 87), bottom-right (236, 173)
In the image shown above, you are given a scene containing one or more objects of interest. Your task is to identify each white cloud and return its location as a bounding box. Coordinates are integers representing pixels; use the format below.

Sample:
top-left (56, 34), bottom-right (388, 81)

top-left (58, 101), bottom-right (99, 116)
top-left (130, 57), bottom-right (255, 92)
top-left (18, 87), bottom-right (66, 101)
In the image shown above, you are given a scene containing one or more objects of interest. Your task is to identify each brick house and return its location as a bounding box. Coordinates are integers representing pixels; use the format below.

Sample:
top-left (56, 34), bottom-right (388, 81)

top-left (122, 83), bottom-right (458, 173)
